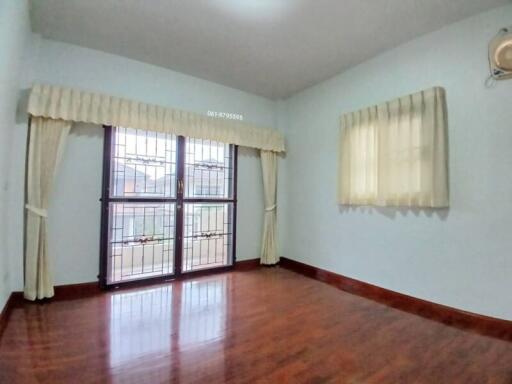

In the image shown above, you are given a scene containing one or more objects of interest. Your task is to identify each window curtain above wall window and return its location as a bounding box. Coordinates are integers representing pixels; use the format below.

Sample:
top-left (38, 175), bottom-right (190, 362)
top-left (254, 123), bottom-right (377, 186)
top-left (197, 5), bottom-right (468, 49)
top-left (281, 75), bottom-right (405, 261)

top-left (338, 86), bottom-right (449, 208)
top-left (24, 83), bottom-right (284, 300)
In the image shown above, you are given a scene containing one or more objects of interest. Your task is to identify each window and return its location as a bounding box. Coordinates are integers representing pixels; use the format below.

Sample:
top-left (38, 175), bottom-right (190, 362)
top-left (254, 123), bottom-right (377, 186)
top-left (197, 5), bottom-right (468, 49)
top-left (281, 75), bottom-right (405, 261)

top-left (100, 127), bottom-right (237, 286)
top-left (338, 87), bottom-right (449, 207)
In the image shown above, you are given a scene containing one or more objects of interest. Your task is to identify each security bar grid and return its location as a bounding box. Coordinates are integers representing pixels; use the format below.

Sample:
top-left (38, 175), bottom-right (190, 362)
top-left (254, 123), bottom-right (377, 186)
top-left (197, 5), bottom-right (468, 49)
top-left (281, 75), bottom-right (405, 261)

top-left (101, 126), bottom-right (237, 287)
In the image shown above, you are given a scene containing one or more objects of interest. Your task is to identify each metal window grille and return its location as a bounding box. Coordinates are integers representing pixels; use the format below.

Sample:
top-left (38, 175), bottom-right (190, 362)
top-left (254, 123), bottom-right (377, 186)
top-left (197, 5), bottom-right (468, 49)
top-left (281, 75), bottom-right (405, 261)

top-left (101, 127), bottom-right (237, 286)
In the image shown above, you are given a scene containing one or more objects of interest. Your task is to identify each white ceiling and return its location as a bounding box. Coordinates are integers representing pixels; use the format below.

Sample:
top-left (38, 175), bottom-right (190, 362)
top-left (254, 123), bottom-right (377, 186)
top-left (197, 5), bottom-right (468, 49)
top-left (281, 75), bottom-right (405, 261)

top-left (30, 0), bottom-right (510, 99)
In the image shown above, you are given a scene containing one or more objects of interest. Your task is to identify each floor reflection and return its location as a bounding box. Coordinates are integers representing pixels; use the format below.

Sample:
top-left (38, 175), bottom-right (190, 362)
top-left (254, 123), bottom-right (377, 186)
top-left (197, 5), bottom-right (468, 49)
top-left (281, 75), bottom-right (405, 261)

top-left (109, 285), bottom-right (173, 368)
top-left (108, 276), bottom-right (228, 382)
top-left (179, 279), bottom-right (227, 348)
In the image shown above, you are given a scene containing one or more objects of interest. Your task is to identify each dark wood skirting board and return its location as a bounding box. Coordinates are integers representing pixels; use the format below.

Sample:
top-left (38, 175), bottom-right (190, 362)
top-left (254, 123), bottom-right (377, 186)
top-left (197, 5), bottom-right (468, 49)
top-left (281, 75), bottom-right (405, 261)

top-left (279, 257), bottom-right (512, 341)
top-left (101, 258), bottom-right (262, 290)
top-left (0, 258), bottom-right (261, 337)
top-left (0, 292), bottom-right (23, 337)
top-left (234, 258), bottom-right (261, 270)
top-left (0, 283), bottom-right (101, 338)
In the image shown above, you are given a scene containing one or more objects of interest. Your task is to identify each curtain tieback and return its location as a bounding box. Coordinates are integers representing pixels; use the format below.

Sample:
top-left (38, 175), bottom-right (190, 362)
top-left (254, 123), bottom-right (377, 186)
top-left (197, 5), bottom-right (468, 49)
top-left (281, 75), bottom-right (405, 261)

top-left (265, 205), bottom-right (277, 212)
top-left (25, 204), bottom-right (48, 218)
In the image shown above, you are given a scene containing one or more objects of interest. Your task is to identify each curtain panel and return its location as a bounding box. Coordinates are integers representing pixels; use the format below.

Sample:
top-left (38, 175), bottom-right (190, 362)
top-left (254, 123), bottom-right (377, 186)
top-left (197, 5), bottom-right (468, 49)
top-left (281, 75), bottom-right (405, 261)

top-left (28, 83), bottom-right (285, 153)
top-left (24, 117), bottom-right (72, 300)
top-left (338, 86), bottom-right (449, 208)
top-left (260, 150), bottom-right (278, 265)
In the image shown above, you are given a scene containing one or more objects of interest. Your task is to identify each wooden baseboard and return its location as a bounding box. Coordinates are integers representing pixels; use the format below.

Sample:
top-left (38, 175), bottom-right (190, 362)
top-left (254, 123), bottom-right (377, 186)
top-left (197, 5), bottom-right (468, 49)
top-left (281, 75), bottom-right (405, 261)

top-left (53, 281), bottom-right (102, 300)
top-left (279, 257), bottom-right (512, 341)
top-left (1, 257), bottom-right (261, 329)
top-left (56, 258), bottom-right (261, 293)
top-left (234, 258), bottom-right (261, 270)
top-left (0, 292), bottom-right (23, 338)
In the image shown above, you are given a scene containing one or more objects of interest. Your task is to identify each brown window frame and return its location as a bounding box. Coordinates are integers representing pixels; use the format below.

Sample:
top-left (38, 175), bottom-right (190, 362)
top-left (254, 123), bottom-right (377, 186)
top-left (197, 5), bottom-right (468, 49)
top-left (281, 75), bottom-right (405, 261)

top-left (99, 126), bottom-right (238, 289)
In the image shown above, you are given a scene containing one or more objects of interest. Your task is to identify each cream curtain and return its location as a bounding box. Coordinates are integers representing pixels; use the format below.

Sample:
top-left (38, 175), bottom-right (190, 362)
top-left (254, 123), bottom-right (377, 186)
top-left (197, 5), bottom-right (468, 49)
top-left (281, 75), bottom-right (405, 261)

top-left (260, 150), bottom-right (278, 265)
top-left (25, 83), bottom-right (284, 300)
top-left (24, 117), bottom-right (72, 300)
top-left (28, 84), bottom-right (285, 153)
top-left (338, 86), bottom-right (449, 207)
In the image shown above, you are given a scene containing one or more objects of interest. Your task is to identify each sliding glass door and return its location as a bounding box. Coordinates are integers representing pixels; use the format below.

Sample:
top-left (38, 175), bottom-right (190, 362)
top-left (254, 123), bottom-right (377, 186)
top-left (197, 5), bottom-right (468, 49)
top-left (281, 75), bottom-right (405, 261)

top-left (99, 126), bottom-right (237, 287)
top-left (181, 137), bottom-right (236, 273)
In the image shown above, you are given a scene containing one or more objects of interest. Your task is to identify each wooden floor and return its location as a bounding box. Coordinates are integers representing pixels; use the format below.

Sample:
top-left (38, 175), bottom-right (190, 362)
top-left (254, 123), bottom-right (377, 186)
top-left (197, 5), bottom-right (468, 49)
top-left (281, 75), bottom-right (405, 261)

top-left (1, 267), bottom-right (512, 383)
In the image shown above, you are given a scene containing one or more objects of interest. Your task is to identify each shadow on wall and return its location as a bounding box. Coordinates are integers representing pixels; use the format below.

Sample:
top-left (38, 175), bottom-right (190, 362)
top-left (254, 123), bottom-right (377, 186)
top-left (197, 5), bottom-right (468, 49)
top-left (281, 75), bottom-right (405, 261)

top-left (238, 146), bottom-right (259, 158)
top-left (238, 146), bottom-right (287, 161)
top-left (338, 205), bottom-right (450, 220)
top-left (70, 123), bottom-right (104, 138)
top-left (16, 88), bottom-right (30, 124)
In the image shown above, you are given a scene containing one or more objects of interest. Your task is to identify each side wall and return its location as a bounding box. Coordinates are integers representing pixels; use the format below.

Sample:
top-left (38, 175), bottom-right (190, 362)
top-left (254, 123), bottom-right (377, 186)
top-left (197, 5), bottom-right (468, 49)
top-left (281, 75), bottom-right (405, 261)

top-left (0, 0), bottom-right (31, 309)
top-left (284, 5), bottom-right (512, 320)
top-left (8, 38), bottom-right (278, 288)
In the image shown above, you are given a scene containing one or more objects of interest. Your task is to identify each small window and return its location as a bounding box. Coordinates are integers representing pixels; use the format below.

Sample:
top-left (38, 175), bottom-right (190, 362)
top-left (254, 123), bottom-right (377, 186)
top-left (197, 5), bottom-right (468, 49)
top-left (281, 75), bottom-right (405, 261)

top-left (338, 87), bottom-right (449, 208)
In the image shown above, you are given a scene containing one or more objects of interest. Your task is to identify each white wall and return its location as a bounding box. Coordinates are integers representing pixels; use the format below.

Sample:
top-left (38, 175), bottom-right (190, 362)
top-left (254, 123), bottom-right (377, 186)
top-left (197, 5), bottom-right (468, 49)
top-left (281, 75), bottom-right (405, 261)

top-left (8, 38), bottom-right (278, 288)
top-left (284, 4), bottom-right (512, 320)
top-left (0, 0), bottom-right (31, 309)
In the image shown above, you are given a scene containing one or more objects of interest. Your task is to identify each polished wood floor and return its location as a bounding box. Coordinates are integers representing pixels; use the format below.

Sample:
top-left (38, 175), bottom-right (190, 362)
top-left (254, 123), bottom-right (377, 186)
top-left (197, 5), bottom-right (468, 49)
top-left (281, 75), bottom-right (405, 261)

top-left (1, 267), bottom-right (512, 383)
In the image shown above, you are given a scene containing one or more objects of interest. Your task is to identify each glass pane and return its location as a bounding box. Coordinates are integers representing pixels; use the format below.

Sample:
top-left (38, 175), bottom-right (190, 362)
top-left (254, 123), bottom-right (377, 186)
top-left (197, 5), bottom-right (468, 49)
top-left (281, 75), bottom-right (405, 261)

top-left (182, 203), bottom-right (234, 272)
top-left (107, 202), bottom-right (175, 284)
top-left (184, 138), bottom-right (233, 199)
top-left (111, 127), bottom-right (177, 198)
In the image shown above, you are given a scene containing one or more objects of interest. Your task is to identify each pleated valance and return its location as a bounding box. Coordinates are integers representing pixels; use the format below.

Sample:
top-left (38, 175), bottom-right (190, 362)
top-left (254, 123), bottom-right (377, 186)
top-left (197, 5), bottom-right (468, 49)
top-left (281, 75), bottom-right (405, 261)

top-left (27, 83), bottom-right (285, 152)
